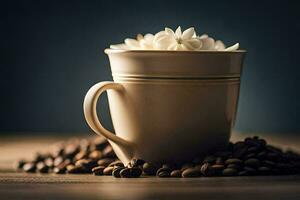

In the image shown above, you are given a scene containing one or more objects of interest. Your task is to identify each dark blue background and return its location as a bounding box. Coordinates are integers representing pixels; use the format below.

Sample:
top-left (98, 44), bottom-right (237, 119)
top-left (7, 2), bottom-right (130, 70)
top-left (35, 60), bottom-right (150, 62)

top-left (1, 0), bottom-right (299, 134)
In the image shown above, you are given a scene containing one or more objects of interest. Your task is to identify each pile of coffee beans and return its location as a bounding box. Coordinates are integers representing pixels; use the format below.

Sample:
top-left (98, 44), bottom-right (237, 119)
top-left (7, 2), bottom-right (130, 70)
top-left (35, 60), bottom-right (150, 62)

top-left (15, 136), bottom-right (300, 178)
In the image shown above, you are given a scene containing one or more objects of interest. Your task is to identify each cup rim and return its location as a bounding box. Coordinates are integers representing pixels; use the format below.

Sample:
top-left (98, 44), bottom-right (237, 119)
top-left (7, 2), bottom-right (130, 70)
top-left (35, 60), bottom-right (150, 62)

top-left (104, 48), bottom-right (246, 54)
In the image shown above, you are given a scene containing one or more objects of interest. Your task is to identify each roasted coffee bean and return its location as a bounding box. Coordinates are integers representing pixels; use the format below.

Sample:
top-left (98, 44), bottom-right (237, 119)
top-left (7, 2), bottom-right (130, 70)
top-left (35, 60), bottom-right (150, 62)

top-left (227, 164), bottom-right (242, 171)
top-left (233, 146), bottom-right (248, 158)
top-left (64, 144), bottom-right (80, 159)
top-left (257, 151), bottom-right (267, 159)
top-left (53, 167), bottom-right (66, 174)
top-left (200, 163), bottom-right (214, 176)
top-left (130, 167), bottom-right (143, 177)
top-left (14, 159), bottom-right (26, 171)
top-left (222, 168), bottom-right (238, 176)
top-left (143, 162), bottom-right (160, 175)
top-left (44, 158), bottom-right (54, 168)
top-left (75, 150), bottom-right (88, 161)
top-left (97, 158), bottom-right (115, 167)
top-left (36, 162), bottom-right (49, 173)
top-left (23, 163), bottom-right (36, 173)
top-left (238, 170), bottom-right (249, 176)
top-left (181, 163), bottom-right (194, 171)
top-left (75, 159), bottom-right (98, 171)
top-left (247, 146), bottom-right (260, 154)
top-left (157, 171), bottom-right (170, 177)
top-left (109, 160), bottom-right (124, 167)
top-left (182, 168), bottom-right (201, 177)
top-left (245, 153), bottom-right (256, 159)
top-left (102, 146), bottom-right (115, 158)
top-left (156, 167), bottom-right (171, 176)
top-left (170, 170), bottom-right (182, 177)
top-left (89, 150), bottom-right (103, 160)
top-left (258, 166), bottom-right (271, 175)
top-left (203, 156), bottom-right (216, 164)
top-left (103, 166), bottom-right (114, 175)
top-left (225, 158), bottom-right (243, 165)
top-left (244, 167), bottom-right (257, 175)
top-left (128, 158), bottom-right (145, 168)
top-left (112, 166), bottom-right (126, 178)
top-left (33, 153), bottom-right (45, 163)
top-left (266, 152), bottom-right (279, 161)
top-left (211, 164), bottom-right (225, 175)
top-left (53, 156), bottom-right (64, 167)
top-left (120, 167), bottom-right (142, 178)
top-left (92, 166), bottom-right (105, 176)
top-left (66, 165), bottom-right (87, 174)
top-left (262, 160), bottom-right (276, 168)
top-left (244, 158), bottom-right (260, 168)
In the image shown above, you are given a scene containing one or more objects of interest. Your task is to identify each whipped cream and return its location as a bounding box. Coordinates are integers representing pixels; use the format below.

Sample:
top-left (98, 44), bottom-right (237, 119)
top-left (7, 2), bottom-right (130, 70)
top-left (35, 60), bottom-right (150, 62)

top-left (110, 26), bottom-right (239, 51)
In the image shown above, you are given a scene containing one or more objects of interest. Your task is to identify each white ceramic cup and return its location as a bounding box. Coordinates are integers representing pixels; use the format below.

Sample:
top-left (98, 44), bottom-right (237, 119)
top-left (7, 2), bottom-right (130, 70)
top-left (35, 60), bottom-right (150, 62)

top-left (84, 49), bottom-right (246, 165)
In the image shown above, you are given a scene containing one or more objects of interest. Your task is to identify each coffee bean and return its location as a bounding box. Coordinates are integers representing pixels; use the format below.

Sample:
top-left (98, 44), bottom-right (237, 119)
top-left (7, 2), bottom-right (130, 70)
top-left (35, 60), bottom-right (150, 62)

top-left (66, 165), bottom-right (87, 174)
top-left (75, 151), bottom-right (88, 161)
top-left (182, 168), bottom-right (201, 177)
top-left (227, 164), bottom-right (242, 171)
top-left (170, 170), bottom-right (182, 177)
top-left (238, 170), bottom-right (249, 176)
top-left (97, 158), bottom-right (115, 167)
top-left (258, 166), bottom-right (271, 175)
top-left (92, 166), bottom-right (105, 176)
top-left (245, 153), bottom-right (256, 159)
top-left (200, 163), bottom-right (214, 176)
top-left (156, 167), bottom-right (171, 176)
top-left (157, 171), bottom-right (170, 177)
top-left (222, 168), bottom-right (238, 176)
top-left (89, 150), bottom-right (103, 160)
top-left (112, 166), bottom-right (126, 178)
top-left (211, 164), bottom-right (225, 175)
top-left (143, 162), bottom-right (160, 176)
top-left (53, 167), bottom-right (65, 174)
top-left (14, 159), bottom-right (26, 171)
top-left (244, 158), bottom-right (260, 168)
top-left (267, 152), bottom-right (279, 161)
top-left (64, 144), bottom-right (80, 159)
top-left (36, 162), bottom-right (49, 173)
top-left (120, 167), bottom-right (142, 178)
top-left (131, 167), bottom-right (143, 177)
top-left (247, 146), bottom-right (259, 154)
top-left (257, 151), bottom-right (267, 159)
top-left (233, 146), bottom-right (248, 158)
top-left (262, 160), bottom-right (276, 168)
top-left (103, 166), bottom-right (114, 175)
top-left (23, 163), bottom-right (36, 173)
top-left (181, 163), bottom-right (194, 171)
top-left (44, 158), bottom-right (54, 168)
top-left (109, 160), bottom-right (124, 167)
top-left (225, 158), bottom-right (243, 165)
top-left (75, 159), bottom-right (98, 171)
top-left (244, 167), bottom-right (257, 175)
top-left (53, 156), bottom-right (64, 167)
top-left (128, 158), bottom-right (145, 168)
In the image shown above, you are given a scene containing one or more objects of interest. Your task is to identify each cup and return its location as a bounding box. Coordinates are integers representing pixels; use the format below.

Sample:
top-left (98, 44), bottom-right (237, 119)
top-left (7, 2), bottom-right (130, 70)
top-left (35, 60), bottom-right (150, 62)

top-left (84, 49), bottom-right (246, 165)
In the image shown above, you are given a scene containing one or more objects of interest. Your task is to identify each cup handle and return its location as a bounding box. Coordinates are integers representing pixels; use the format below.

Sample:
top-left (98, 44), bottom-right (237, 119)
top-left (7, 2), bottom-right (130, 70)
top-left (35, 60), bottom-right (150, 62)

top-left (83, 81), bottom-right (131, 147)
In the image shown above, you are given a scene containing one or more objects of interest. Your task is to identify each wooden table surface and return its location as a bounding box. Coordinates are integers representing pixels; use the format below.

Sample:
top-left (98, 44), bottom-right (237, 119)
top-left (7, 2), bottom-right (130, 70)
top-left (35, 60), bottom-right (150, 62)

top-left (0, 132), bottom-right (300, 200)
